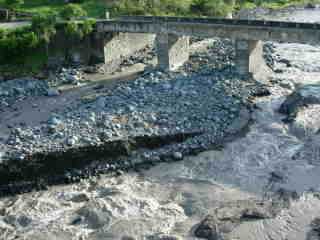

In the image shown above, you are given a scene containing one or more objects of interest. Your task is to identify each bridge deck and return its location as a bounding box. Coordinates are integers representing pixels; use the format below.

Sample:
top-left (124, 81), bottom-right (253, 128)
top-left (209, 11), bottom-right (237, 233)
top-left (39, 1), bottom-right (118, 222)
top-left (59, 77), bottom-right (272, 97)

top-left (115, 16), bottom-right (320, 29)
top-left (96, 16), bottom-right (320, 45)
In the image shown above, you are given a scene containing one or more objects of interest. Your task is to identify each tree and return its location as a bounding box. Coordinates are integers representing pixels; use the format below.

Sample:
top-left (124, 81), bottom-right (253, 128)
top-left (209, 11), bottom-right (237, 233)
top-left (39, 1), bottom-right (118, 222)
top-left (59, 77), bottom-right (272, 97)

top-left (81, 19), bottom-right (96, 36)
top-left (32, 14), bottom-right (57, 56)
top-left (60, 4), bottom-right (87, 20)
top-left (4, 0), bottom-right (24, 10)
top-left (190, 0), bottom-right (232, 17)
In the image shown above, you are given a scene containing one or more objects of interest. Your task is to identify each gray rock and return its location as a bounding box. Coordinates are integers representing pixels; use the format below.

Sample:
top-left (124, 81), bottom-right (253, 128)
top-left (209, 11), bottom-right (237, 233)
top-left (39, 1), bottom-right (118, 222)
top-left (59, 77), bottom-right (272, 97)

top-left (279, 80), bottom-right (295, 90)
top-left (48, 116), bottom-right (63, 126)
top-left (47, 88), bottom-right (60, 97)
top-left (66, 136), bottom-right (79, 146)
top-left (121, 236), bottom-right (136, 240)
top-left (4, 215), bottom-right (32, 228)
top-left (96, 97), bottom-right (106, 109)
top-left (0, 152), bottom-right (5, 163)
top-left (75, 205), bottom-right (111, 229)
top-left (194, 215), bottom-right (222, 240)
top-left (69, 193), bottom-right (89, 203)
top-left (48, 117), bottom-right (64, 133)
top-left (147, 234), bottom-right (182, 240)
top-left (64, 73), bottom-right (79, 84)
top-left (310, 217), bottom-right (320, 233)
top-left (280, 84), bottom-right (320, 117)
top-left (173, 152), bottom-right (183, 160)
top-left (195, 199), bottom-right (279, 239)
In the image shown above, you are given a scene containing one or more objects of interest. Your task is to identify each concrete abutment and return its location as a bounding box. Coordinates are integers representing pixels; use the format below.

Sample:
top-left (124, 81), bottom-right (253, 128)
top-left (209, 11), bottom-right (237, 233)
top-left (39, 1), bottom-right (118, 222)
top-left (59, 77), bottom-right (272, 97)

top-left (235, 39), bottom-right (264, 76)
top-left (91, 32), bottom-right (155, 72)
top-left (156, 33), bottom-right (190, 71)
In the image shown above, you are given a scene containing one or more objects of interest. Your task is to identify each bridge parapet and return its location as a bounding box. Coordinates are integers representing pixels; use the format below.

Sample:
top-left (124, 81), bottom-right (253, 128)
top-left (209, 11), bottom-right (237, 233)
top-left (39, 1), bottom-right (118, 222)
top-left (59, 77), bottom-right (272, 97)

top-left (113, 16), bottom-right (320, 30)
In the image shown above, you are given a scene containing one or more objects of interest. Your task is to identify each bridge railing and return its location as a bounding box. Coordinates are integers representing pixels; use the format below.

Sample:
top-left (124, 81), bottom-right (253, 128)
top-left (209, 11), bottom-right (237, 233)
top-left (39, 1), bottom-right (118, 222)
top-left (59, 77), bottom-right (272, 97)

top-left (112, 15), bottom-right (320, 30)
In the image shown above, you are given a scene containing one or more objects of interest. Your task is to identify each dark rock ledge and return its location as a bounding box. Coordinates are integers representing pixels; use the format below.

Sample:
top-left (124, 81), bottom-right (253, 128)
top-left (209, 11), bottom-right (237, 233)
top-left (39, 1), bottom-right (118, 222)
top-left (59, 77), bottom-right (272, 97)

top-left (0, 105), bottom-right (252, 198)
top-left (0, 131), bottom-right (204, 197)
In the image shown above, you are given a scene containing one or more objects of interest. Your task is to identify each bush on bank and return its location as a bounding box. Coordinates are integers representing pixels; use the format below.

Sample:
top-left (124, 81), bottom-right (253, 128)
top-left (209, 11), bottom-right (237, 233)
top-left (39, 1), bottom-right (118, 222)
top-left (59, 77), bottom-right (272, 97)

top-left (0, 5), bottom-right (95, 66)
top-left (2, 0), bottom-right (318, 19)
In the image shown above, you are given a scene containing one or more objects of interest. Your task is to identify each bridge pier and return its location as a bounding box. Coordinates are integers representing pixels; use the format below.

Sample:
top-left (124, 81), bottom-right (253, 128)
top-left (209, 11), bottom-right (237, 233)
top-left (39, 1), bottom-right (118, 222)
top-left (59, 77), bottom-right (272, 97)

top-left (91, 32), bottom-right (155, 72)
top-left (235, 40), bottom-right (263, 76)
top-left (156, 33), bottom-right (189, 71)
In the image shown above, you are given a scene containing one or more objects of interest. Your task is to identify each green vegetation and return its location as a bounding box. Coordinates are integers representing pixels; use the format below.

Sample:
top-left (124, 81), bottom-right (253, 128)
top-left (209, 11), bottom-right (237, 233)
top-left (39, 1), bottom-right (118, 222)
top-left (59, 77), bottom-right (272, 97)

top-left (0, 0), bottom-right (106, 18)
top-left (4, 0), bottom-right (24, 9)
top-left (0, 5), bottom-right (95, 75)
top-left (60, 3), bottom-right (87, 20)
top-left (1, 0), bottom-right (319, 19)
top-left (63, 18), bottom-right (95, 39)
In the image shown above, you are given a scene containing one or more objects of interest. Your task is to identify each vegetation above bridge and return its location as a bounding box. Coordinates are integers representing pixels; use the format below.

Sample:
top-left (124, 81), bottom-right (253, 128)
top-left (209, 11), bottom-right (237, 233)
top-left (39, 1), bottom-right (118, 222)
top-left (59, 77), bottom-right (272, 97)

top-left (1, 0), bottom-right (320, 20)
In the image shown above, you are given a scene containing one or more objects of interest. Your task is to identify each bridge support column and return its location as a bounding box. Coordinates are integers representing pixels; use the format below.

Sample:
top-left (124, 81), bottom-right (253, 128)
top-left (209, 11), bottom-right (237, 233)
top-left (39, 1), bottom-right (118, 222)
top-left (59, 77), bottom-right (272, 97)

top-left (156, 33), bottom-right (189, 71)
top-left (91, 32), bottom-right (155, 72)
top-left (235, 40), bottom-right (263, 76)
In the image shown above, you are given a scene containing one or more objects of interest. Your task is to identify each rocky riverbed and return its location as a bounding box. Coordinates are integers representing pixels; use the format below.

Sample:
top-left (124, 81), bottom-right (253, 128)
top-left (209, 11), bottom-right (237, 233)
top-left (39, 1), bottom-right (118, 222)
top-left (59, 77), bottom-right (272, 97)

top-left (0, 37), bottom-right (266, 193)
top-left (1, 7), bottom-right (320, 240)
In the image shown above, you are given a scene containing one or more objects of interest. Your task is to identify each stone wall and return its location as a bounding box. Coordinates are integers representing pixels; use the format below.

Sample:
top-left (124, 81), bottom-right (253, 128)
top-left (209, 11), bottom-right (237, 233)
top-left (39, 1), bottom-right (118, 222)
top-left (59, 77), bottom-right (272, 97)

top-left (48, 30), bottom-right (92, 68)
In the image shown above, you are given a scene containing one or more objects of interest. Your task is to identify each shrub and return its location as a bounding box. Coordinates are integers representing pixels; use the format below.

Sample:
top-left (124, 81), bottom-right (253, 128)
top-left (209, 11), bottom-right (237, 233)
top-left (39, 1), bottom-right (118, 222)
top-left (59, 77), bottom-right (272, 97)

top-left (81, 18), bottom-right (96, 36)
top-left (60, 4), bottom-right (87, 20)
top-left (4, 0), bottom-right (24, 10)
top-left (0, 27), bottom-right (40, 62)
top-left (32, 14), bottom-right (57, 44)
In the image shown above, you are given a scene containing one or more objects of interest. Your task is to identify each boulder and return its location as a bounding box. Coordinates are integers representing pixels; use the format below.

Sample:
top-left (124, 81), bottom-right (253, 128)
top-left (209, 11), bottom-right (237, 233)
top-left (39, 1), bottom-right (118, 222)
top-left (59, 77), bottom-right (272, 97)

top-left (69, 193), bottom-right (89, 203)
top-left (194, 215), bottom-right (222, 240)
top-left (47, 88), bottom-right (60, 97)
top-left (310, 217), bottom-right (320, 233)
top-left (279, 84), bottom-right (320, 118)
top-left (194, 200), bottom-right (279, 239)
top-left (74, 205), bottom-right (111, 229)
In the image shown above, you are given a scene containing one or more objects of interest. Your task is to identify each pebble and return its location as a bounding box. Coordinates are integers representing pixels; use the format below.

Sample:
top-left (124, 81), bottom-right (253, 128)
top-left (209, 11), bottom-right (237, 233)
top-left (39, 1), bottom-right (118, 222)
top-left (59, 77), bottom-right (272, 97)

top-left (66, 136), bottom-right (79, 146)
top-left (173, 152), bottom-right (183, 160)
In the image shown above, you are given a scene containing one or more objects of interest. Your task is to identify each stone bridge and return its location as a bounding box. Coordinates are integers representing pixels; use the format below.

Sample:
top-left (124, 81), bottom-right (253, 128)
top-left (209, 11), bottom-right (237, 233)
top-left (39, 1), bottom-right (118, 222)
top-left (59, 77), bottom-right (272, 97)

top-left (92, 16), bottom-right (320, 75)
